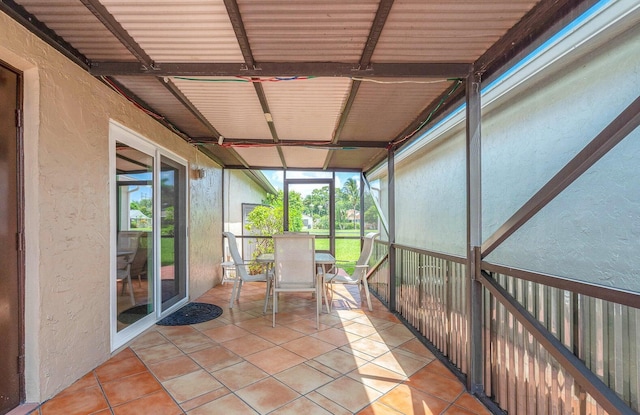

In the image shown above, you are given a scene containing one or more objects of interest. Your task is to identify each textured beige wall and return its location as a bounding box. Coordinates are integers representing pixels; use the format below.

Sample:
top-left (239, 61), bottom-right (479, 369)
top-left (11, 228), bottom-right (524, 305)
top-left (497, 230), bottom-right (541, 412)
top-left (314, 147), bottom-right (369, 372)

top-left (0, 12), bottom-right (222, 402)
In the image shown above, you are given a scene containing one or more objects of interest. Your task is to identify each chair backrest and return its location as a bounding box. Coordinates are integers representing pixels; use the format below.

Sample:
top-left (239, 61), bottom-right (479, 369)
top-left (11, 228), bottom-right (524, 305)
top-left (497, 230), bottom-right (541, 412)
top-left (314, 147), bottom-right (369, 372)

top-left (273, 233), bottom-right (316, 290)
top-left (223, 232), bottom-right (251, 280)
top-left (352, 232), bottom-right (380, 279)
top-left (117, 231), bottom-right (141, 266)
top-left (118, 231), bottom-right (141, 252)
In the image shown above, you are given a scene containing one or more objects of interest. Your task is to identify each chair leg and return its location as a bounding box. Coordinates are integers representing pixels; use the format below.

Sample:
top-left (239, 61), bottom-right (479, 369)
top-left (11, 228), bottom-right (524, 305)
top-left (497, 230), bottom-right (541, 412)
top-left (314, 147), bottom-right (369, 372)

top-left (323, 282), bottom-right (331, 313)
top-left (272, 291), bottom-right (278, 327)
top-left (315, 286), bottom-right (320, 329)
top-left (363, 279), bottom-right (372, 311)
top-left (235, 279), bottom-right (243, 301)
top-left (126, 275), bottom-right (135, 306)
top-left (229, 278), bottom-right (241, 309)
top-left (263, 278), bottom-right (272, 314)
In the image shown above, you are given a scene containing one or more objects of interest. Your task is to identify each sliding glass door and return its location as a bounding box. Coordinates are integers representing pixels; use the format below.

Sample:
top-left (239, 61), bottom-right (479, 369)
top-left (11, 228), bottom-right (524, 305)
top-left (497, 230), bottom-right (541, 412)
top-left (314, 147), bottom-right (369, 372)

top-left (111, 122), bottom-right (188, 349)
top-left (159, 156), bottom-right (187, 312)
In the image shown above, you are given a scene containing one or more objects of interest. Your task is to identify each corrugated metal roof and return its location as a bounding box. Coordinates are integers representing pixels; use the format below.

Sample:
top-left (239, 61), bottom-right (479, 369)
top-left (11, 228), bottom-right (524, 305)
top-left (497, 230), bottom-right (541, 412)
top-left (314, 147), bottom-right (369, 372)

top-left (262, 77), bottom-right (351, 141)
top-left (234, 146), bottom-right (282, 168)
top-left (5, 0), bottom-right (574, 171)
top-left (281, 147), bottom-right (329, 169)
top-left (113, 76), bottom-right (213, 138)
top-left (17, 0), bottom-right (135, 60)
top-left (373, 0), bottom-right (539, 62)
top-left (238, 0), bottom-right (379, 62)
top-left (172, 77), bottom-right (273, 140)
top-left (341, 78), bottom-right (454, 141)
top-left (100, 0), bottom-right (244, 62)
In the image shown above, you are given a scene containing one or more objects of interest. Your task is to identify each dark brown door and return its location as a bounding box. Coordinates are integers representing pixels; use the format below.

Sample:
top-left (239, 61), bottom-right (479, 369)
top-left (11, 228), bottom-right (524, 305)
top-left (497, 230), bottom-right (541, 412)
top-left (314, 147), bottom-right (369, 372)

top-left (0, 62), bottom-right (23, 414)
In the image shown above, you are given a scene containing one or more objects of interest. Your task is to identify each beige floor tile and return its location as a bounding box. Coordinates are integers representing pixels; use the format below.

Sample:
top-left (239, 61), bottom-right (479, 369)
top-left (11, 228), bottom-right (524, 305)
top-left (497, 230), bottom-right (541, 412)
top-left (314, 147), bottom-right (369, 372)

top-left (148, 355), bottom-right (201, 382)
top-left (187, 393), bottom-right (258, 415)
top-left (347, 362), bottom-right (407, 394)
top-left (309, 327), bottom-right (358, 347)
top-left (404, 366), bottom-right (464, 403)
top-left (180, 388), bottom-right (231, 412)
top-left (201, 325), bottom-right (250, 343)
top-left (342, 322), bottom-right (379, 337)
top-left (313, 349), bottom-right (368, 375)
top-left (378, 384), bottom-right (450, 415)
top-left (189, 345), bottom-right (244, 372)
top-left (357, 401), bottom-right (404, 415)
top-left (252, 326), bottom-right (305, 345)
top-left (269, 397), bottom-right (333, 415)
top-left (221, 334), bottom-right (275, 357)
top-left (351, 315), bottom-right (395, 330)
top-left (315, 376), bottom-right (382, 413)
top-left (168, 331), bottom-right (216, 353)
top-left (280, 336), bottom-right (336, 359)
top-left (134, 342), bottom-right (183, 365)
top-left (396, 338), bottom-right (436, 361)
top-left (453, 393), bottom-right (492, 414)
top-left (212, 361), bottom-right (268, 390)
top-left (304, 359), bottom-right (343, 379)
top-left (370, 350), bottom-right (427, 377)
top-left (129, 330), bottom-right (169, 351)
top-left (243, 346), bottom-right (306, 375)
top-left (443, 405), bottom-right (478, 414)
top-left (347, 336), bottom-right (392, 358)
top-left (162, 369), bottom-right (224, 403)
top-left (235, 377), bottom-right (300, 414)
top-left (305, 391), bottom-right (352, 415)
top-left (273, 363), bottom-right (334, 394)
top-left (369, 323), bottom-right (416, 347)
top-left (285, 318), bottom-right (331, 334)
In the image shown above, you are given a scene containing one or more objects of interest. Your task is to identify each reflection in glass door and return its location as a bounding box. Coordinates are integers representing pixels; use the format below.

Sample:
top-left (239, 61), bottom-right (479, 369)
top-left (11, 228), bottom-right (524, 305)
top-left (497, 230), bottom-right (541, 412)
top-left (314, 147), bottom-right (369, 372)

top-left (160, 156), bottom-right (187, 311)
top-left (115, 142), bottom-right (155, 332)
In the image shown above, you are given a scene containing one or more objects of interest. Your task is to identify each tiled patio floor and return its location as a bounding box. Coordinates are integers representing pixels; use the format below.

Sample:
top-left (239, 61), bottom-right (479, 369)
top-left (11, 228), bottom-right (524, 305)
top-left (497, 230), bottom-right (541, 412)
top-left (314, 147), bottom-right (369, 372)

top-left (34, 281), bottom-right (491, 415)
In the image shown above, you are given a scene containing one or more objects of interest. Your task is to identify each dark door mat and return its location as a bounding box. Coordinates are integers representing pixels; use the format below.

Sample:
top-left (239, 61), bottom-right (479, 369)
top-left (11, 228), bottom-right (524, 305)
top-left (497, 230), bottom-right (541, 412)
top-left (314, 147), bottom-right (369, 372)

top-left (156, 302), bottom-right (223, 326)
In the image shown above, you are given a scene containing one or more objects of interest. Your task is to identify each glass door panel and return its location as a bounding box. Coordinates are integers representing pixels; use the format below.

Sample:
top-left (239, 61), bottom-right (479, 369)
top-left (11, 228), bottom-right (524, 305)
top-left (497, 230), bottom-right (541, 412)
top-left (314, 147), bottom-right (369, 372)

top-left (115, 142), bottom-right (155, 332)
top-left (285, 179), bottom-right (334, 254)
top-left (160, 156), bottom-right (187, 311)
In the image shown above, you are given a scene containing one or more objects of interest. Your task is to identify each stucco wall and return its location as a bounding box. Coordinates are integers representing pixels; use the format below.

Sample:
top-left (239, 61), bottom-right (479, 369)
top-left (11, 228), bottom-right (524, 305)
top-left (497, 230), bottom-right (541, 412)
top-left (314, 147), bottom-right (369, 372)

top-left (225, 169), bottom-right (268, 236)
top-left (0, 11), bottom-right (222, 402)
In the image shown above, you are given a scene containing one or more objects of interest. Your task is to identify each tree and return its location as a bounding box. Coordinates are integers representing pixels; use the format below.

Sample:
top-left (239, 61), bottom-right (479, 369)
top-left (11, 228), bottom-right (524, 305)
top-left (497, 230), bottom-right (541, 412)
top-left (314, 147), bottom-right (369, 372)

top-left (244, 190), bottom-right (304, 271)
top-left (341, 177), bottom-right (360, 229)
top-left (303, 186), bottom-right (329, 227)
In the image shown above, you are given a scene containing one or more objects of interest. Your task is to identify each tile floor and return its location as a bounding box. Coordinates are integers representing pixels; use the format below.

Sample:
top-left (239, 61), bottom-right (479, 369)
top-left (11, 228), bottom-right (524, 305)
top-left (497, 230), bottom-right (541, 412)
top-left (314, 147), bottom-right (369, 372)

top-left (33, 281), bottom-right (492, 415)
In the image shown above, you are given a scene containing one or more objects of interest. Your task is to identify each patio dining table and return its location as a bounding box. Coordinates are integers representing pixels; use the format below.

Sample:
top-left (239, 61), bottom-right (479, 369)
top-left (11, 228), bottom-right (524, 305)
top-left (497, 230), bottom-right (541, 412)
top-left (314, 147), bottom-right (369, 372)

top-left (256, 252), bottom-right (336, 311)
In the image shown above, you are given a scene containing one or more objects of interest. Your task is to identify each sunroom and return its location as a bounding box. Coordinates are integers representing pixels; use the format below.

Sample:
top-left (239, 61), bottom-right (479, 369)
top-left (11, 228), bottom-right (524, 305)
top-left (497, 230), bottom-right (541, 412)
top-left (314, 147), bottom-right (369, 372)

top-left (0, 0), bottom-right (639, 414)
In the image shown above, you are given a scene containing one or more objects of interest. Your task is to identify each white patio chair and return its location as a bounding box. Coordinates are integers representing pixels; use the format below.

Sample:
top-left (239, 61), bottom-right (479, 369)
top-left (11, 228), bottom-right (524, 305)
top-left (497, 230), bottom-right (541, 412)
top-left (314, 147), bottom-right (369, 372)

top-left (272, 233), bottom-right (319, 328)
top-left (323, 232), bottom-right (380, 312)
top-left (223, 232), bottom-right (271, 312)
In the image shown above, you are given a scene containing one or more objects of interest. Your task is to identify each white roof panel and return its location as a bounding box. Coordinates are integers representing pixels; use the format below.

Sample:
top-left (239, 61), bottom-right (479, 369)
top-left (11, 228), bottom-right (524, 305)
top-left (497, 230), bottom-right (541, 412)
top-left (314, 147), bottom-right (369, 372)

top-left (262, 77), bottom-right (352, 141)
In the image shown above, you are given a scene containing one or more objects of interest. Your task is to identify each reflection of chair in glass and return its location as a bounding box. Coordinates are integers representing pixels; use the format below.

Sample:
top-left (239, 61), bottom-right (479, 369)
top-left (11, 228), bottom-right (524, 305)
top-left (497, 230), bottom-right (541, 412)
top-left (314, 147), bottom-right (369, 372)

top-left (272, 234), bottom-right (319, 328)
top-left (117, 231), bottom-right (141, 306)
top-left (129, 232), bottom-right (148, 287)
top-left (323, 232), bottom-right (380, 312)
top-left (223, 232), bottom-right (271, 312)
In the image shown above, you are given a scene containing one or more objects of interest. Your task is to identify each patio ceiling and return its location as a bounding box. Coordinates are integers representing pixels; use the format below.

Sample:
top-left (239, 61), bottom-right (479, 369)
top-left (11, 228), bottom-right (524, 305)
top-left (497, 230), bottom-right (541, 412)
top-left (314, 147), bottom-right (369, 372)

top-left (3, 0), bottom-right (595, 172)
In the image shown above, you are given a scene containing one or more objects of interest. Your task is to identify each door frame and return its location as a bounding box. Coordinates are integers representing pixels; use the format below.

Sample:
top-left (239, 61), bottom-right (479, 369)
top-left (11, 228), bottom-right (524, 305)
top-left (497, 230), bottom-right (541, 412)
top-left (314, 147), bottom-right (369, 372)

top-left (109, 121), bottom-right (189, 350)
top-left (0, 60), bottom-right (25, 411)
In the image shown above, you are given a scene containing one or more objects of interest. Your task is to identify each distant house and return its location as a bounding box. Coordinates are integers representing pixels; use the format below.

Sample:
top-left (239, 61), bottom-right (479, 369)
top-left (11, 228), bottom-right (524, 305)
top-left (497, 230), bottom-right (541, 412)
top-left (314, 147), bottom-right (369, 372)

top-left (346, 209), bottom-right (360, 222)
top-left (302, 214), bottom-right (313, 229)
top-left (130, 209), bottom-right (150, 228)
